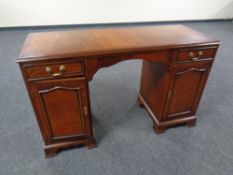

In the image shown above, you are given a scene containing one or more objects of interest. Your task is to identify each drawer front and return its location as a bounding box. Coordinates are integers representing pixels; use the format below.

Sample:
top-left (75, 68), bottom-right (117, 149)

top-left (25, 62), bottom-right (84, 79)
top-left (176, 47), bottom-right (216, 63)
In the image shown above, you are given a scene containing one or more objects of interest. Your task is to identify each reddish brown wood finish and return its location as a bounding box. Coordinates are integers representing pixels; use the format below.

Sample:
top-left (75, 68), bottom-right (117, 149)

top-left (17, 25), bottom-right (219, 62)
top-left (30, 78), bottom-right (95, 156)
top-left (26, 61), bottom-right (84, 79)
top-left (17, 25), bottom-right (220, 157)
top-left (176, 46), bottom-right (216, 63)
top-left (165, 62), bottom-right (212, 118)
top-left (30, 78), bottom-right (90, 141)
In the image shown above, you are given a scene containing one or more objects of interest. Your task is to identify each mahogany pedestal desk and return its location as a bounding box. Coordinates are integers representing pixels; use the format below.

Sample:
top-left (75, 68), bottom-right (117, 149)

top-left (17, 25), bottom-right (220, 158)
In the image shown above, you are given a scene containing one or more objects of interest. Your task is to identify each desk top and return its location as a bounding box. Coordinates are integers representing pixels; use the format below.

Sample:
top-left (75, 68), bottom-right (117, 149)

top-left (17, 25), bottom-right (220, 62)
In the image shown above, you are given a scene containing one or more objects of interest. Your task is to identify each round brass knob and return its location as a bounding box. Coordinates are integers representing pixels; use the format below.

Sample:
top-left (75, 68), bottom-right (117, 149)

top-left (198, 51), bottom-right (203, 56)
top-left (45, 66), bottom-right (52, 73)
top-left (189, 52), bottom-right (195, 58)
top-left (59, 65), bottom-right (65, 72)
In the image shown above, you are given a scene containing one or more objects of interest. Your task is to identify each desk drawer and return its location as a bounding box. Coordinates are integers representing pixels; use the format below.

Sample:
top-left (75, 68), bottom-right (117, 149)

top-left (26, 62), bottom-right (84, 80)
top-left (176, 48), bottom-right (216, 63)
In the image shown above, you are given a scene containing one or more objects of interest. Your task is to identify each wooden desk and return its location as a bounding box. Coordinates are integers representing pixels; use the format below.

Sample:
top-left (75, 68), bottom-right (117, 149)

top-left (17, 25), bottom-right (220, 157)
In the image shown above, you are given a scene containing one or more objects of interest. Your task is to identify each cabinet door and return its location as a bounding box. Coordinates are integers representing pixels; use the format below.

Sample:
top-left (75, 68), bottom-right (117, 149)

top-left (30, 78), bottom-right (92, 144)
top-left (165, 63), bottom-right (211, 119)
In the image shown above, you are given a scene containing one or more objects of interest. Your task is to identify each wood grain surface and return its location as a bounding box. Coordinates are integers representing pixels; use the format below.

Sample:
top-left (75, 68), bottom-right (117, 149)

top-left (18, 25), bottom-right (219, 61)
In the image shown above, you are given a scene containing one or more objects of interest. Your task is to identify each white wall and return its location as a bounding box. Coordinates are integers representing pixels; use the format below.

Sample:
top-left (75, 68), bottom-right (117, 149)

top-left (0, 0), bottom-right (233, 27)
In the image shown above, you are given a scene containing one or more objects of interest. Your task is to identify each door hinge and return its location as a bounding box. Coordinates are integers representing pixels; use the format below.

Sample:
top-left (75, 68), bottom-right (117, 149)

top-left (84, 106), bottom-right (88, 116)
top-left (167, 90), bottom-right (172, 99)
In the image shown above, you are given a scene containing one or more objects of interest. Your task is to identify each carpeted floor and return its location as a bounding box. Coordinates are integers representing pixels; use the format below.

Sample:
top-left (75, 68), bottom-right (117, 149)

top-left (0, 21), bottom-right (233, 175)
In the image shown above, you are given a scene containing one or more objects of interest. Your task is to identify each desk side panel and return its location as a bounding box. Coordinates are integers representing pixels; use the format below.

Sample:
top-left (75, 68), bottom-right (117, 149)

top-left (139, 61), bottom-right (171, 121)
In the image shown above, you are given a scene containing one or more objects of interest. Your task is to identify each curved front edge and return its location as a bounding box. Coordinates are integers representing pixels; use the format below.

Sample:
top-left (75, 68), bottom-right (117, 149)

top-left (85, 50), bottom-right (172, 81)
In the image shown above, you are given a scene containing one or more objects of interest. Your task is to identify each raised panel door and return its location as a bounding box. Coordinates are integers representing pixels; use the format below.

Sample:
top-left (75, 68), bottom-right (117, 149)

top-left (30, 78), bottom-right (92, 143)
top-left (165, 63), bottom-right (211, 119)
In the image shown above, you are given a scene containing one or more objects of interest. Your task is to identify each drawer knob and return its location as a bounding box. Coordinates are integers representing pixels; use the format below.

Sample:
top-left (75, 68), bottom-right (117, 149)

top-left (198, 51), bottom-right (203, 56)
top-left (45, 66), bottom-right (52, 73)
top-left (59, 65), bottom-right (65, 72)
top-left (189, 52), bottom-right (195, 58)
top-left (189, 52), bottom-right (200, 61)
top-left (45, 65), bottom-right (66, 77)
